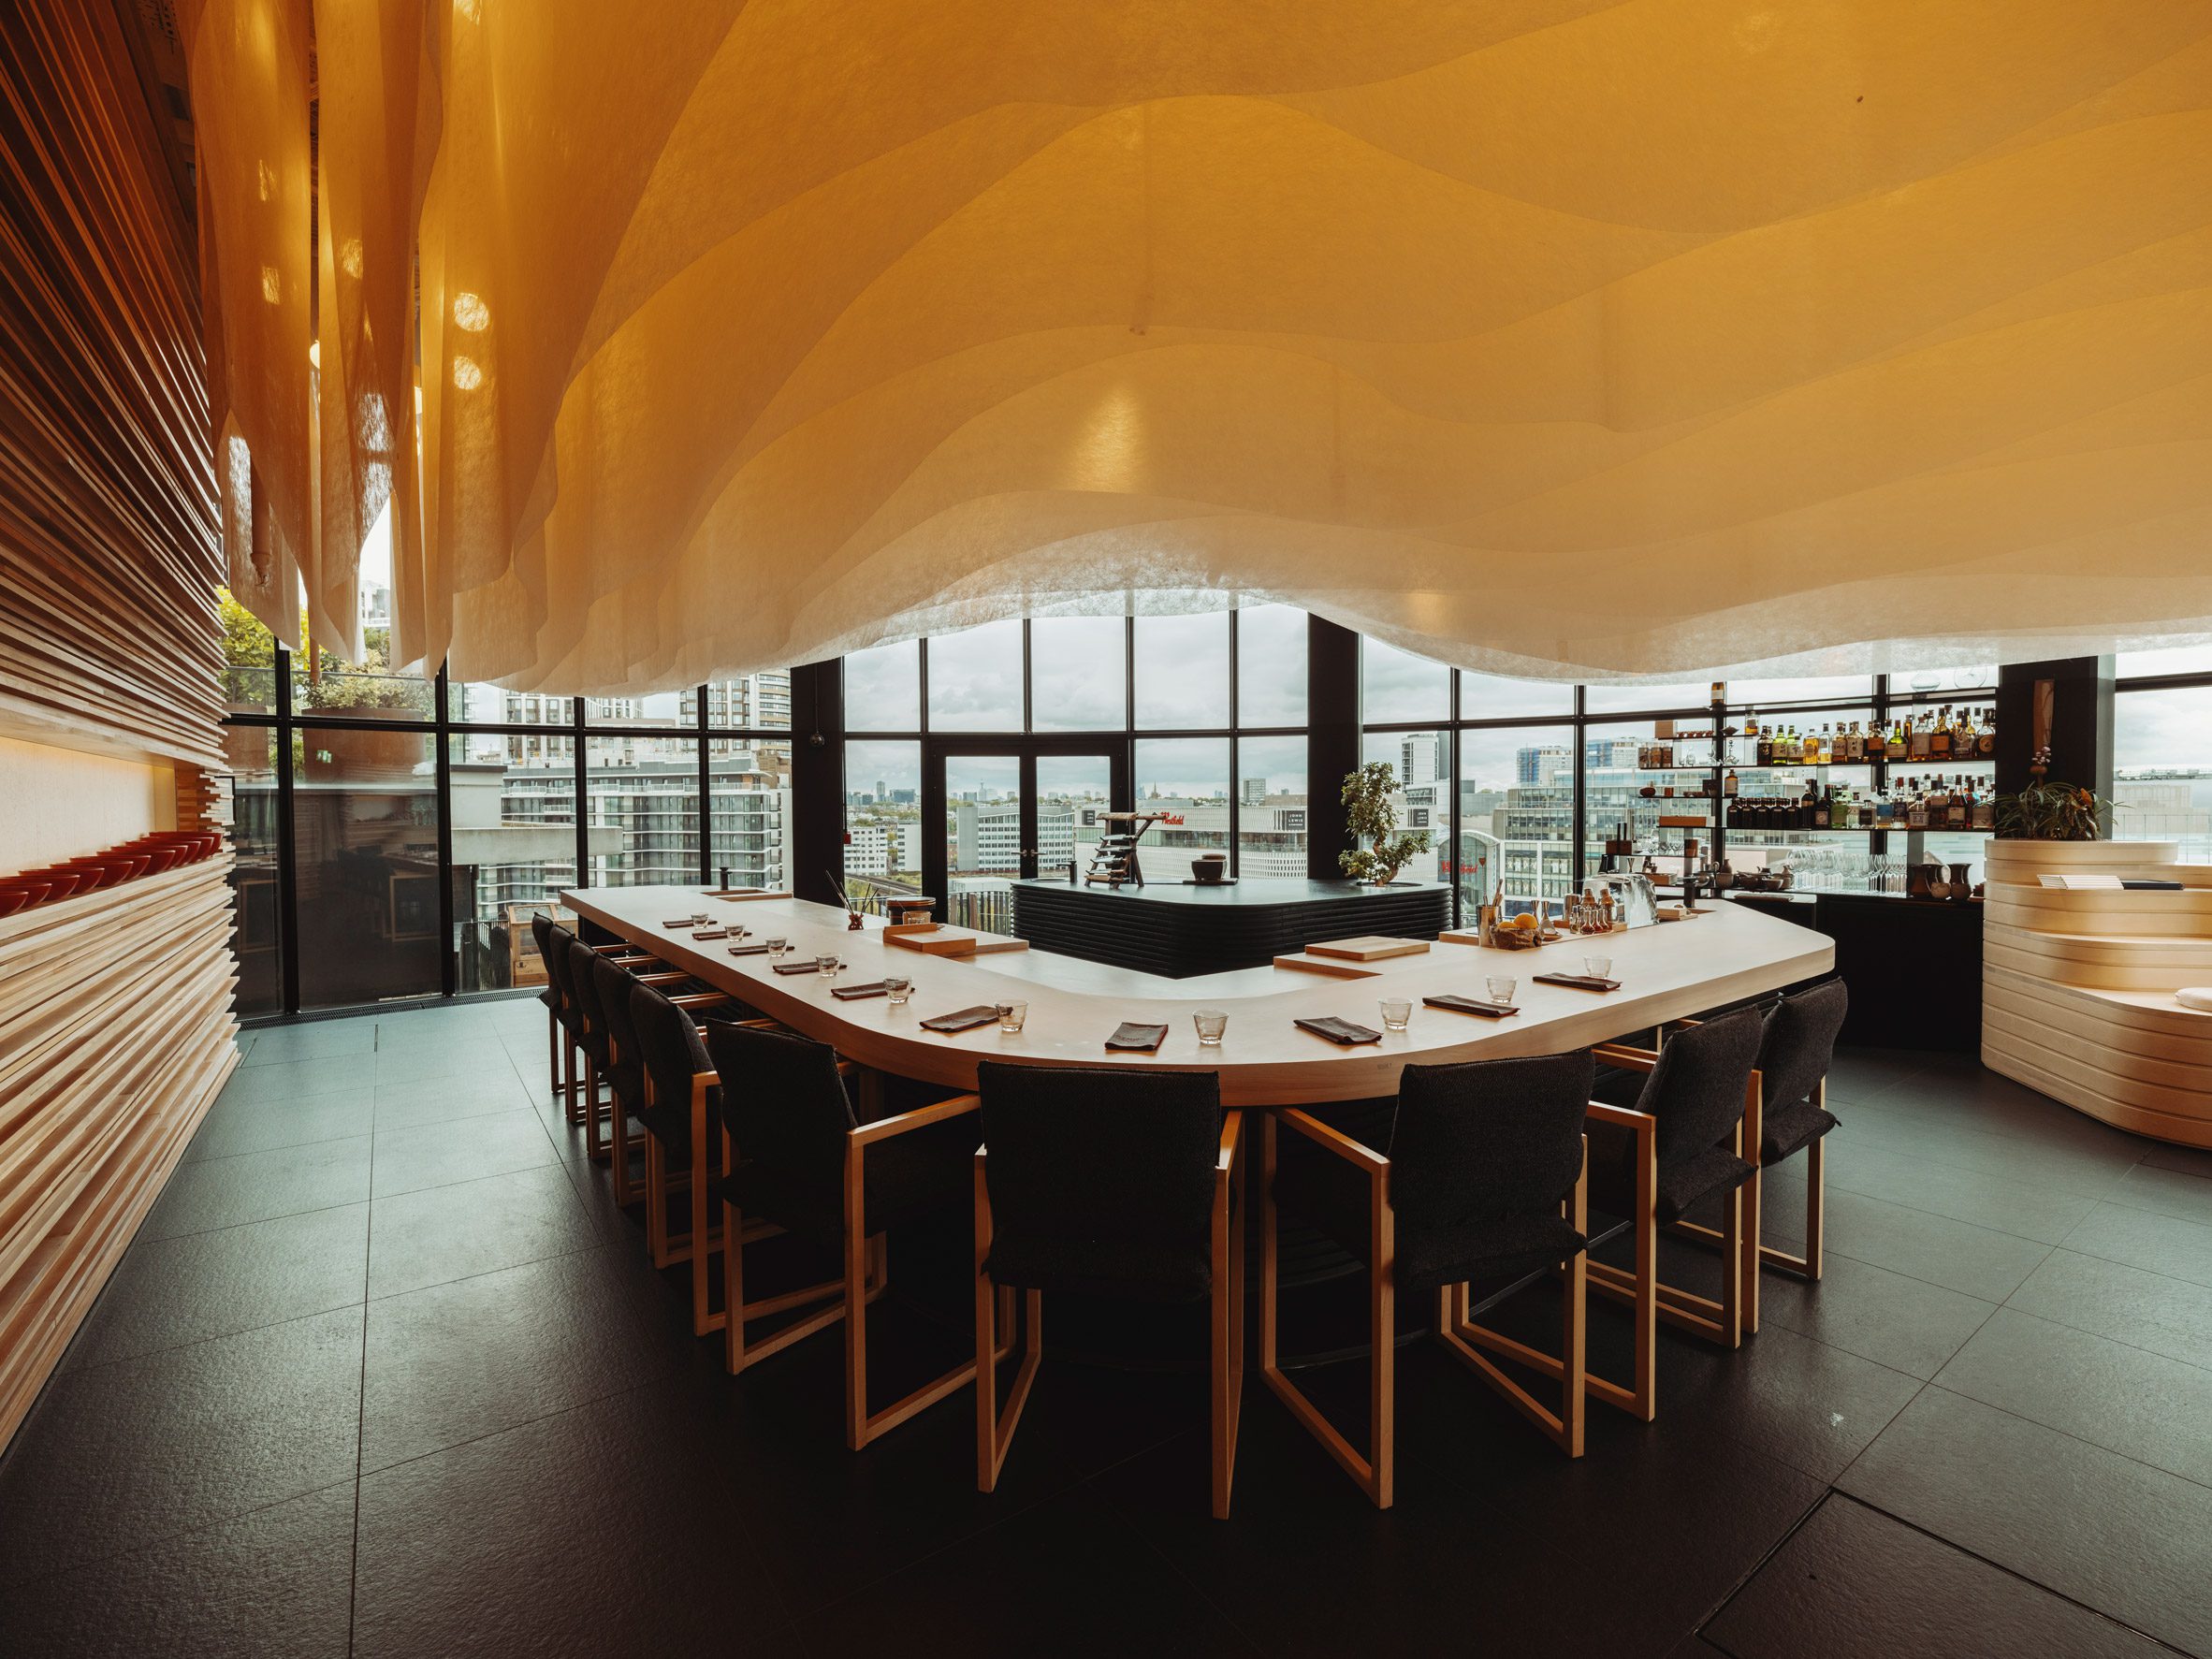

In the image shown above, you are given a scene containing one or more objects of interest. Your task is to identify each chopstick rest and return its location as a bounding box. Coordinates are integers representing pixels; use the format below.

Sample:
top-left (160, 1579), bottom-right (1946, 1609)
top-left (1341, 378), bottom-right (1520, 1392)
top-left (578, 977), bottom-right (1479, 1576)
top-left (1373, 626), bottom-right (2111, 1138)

top-left (1295, 1016), bottom-right (1382, 1045)
top-left (920, 1006), bottom-right (998, 1034)
top-left (1106, 1022), bottom-right (1169, 1052)
top-left (1532, 972), bottom-right (1621, 992)
top-left (1422, 994), bottom-right (1519, 1018)
top-left (830, 981), bottom-right (890, 1000)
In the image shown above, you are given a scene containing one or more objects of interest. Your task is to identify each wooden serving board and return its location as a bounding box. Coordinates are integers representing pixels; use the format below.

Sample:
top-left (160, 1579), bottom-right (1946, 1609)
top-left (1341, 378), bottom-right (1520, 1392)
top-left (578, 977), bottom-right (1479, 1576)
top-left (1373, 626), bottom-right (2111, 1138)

top-left (885, 925), bottom-right (1029, 957)
top-left (709, 888), bottom-right (794, 902)
top-left (1271, 952), bottom-right (1386, 979)
top-left (1304, 935), bottom-right (1432, 962)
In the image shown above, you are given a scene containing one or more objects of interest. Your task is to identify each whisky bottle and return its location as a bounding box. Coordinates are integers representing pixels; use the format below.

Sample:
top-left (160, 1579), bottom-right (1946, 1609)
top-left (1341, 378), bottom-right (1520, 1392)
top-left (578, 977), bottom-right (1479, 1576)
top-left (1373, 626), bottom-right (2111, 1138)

top-left (1886, 721), bottom-right (1907, 761)
top-left (1930, 706), bottom-right (1953, 758)
top-left (1724, 766), bottom-right (1739, 797)
top-left (1755, 725), bottom-right (1772, 766)
top-left (1976, 716), bottom-right (1995, 758)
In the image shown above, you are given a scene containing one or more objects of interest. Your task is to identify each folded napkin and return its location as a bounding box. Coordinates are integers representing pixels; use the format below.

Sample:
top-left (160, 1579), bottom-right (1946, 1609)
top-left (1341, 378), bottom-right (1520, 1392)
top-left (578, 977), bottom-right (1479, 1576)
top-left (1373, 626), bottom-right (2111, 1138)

top-left (830, 981), bottom-right (890, 1000)
top-left (1533, 972), bottom-right (1621, 992)
top-left (773, 959), bottom-right (837, 976)
top-left (1295, 1016), bottom-right (1382, 1046)
top-left (921, 1005), bottom-right (1000, 1034)
top-left (1422, 994), bottom-right (1519, 1019)
top-left (726, 943), bottom-right (770, 956)
top-left (1106, 1021), bottom-right (1170, 1052)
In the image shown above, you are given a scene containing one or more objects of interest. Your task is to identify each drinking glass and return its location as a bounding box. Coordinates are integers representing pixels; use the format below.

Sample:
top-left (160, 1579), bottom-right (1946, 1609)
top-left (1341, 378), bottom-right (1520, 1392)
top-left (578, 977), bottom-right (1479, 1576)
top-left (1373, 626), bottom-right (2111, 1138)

top-left (1485, 975), bottom-right (1517, 1005)
top-left (1193, 1009), bottom-right (1229, 1046)
top-left (1583, 955), bottom-right (1613, 981)
top-left (691, 910), bottom-right (711, 926)
top-left (1378, 997), bottom-right (1412, 1032)
top-left (766, 937), bottom-right (788, 961)
top-left (884, 975), bottom-right (912, 1007)
top-left (995, 1000), bottom-right (1028, 1033)
top-left (816, 953), bottom-right (840, 979)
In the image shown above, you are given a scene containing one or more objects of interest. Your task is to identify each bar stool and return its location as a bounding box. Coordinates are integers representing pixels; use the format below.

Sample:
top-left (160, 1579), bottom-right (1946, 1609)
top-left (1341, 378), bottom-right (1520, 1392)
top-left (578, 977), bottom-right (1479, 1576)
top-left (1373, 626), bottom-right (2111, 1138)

top-left (1262, 1051), bottom-right (1595, 1509)
top-left (531, 914), bottom-right (568, 1109)
top-left (701, 1021), bottom-right (982, 1446)
top-left (1667, 981), bottom-right (1848, 1332)
top-left (1582, 1008), bottom-right (1765, 1420)
top-left (971, 1062), bottom-right (1244, 1519)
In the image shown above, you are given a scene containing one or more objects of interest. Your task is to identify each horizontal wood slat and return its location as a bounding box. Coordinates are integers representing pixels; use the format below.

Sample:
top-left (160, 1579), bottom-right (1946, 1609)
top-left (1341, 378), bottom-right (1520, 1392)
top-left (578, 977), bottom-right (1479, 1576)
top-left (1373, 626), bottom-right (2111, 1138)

top-left (0, 0), bottom-right (238, 1452)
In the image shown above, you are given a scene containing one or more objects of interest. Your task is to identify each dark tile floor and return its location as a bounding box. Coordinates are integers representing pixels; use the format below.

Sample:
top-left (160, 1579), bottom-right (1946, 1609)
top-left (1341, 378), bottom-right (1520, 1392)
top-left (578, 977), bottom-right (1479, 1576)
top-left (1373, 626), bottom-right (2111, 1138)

top-left (4, 996), bottom-right (2210, 1657)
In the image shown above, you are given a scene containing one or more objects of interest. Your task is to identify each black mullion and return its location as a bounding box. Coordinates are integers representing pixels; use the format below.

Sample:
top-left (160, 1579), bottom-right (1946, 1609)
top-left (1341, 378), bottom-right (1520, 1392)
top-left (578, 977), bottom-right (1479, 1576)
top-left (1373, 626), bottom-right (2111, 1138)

top-left (696, 684), bottom-right (713, 886)
top-left (918, 637), bottom-right (931, 737)
top-left (1570, 682), bottom-right (1587, 909)
top-left (573, 695), bottom-right (589, 890)
top-left (275, 642), bottom-right (300, 1015)
top-left (1227, 611), bottom-right (1240, 875)
top-left (433, 662), bottom-right (456, 997)
top-left (1021, 620), bottom-right (1034, 734)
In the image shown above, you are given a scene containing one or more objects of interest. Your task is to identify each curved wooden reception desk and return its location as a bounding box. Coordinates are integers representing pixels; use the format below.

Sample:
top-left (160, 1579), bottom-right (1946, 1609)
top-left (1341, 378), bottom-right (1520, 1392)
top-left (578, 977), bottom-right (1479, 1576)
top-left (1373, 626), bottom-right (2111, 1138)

top-left (564, 888), bottom-right (1833, 1106)
top-left (1983, 839), bottom-right (2212, 1147)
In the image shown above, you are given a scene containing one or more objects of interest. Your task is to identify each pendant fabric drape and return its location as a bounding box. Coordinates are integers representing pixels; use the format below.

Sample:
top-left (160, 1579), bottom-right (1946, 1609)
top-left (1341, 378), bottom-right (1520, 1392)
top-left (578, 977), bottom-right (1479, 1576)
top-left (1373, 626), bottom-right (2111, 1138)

top-left (189, 2), bottom-right (2212, 691)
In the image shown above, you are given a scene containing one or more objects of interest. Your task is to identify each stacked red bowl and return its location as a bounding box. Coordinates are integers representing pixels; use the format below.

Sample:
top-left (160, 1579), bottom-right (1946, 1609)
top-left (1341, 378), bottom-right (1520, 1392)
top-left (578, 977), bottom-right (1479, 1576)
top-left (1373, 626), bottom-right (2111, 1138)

top-left (1, 830), bottom-right (222, 917)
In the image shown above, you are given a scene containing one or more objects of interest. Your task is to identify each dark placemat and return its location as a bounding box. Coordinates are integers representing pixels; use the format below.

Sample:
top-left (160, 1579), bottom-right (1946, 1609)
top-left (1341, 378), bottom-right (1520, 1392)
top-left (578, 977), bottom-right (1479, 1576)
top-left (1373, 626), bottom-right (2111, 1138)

top-left (726, 943), bottom-right (770, 955)
top-left (1295, 1016), bottom-right (1382, 1046)
top-left (691, 927), bottom-right (734, 940)
top-left (921, 1005), bottom-right (999, 1034)
top-left (1106, 1021), bottom-right (1170, 1052)
top-left (830, 981), bottom-right (890, 1000)
top-left (1423, 994), bottom-right (1519, 1018)
top-left (772, 959), bottom-right (839, 976)
top-left (1532, 972), bottom-right (1621, 992)
top-left (662, 917), bottom-right (706, 929)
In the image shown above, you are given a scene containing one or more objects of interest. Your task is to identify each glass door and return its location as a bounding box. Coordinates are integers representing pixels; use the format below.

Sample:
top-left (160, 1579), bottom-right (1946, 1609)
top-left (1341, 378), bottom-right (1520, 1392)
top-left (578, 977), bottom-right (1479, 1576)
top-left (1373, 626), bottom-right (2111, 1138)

top-left (923, 740), bottom-right (1127, 929)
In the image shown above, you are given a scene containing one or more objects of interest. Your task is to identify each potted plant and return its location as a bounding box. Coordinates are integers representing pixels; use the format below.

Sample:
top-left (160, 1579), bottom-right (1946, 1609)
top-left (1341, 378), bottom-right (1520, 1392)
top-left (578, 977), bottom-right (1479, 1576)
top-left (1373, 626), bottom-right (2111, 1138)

top-left (1992, 748), bottom-right (2108, 840)
top-left (1338, 762), bottom-right (1430, 885)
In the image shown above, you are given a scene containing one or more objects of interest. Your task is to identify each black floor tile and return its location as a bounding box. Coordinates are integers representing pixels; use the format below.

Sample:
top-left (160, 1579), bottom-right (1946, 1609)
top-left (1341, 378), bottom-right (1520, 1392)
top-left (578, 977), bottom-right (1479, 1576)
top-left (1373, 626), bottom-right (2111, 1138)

top-left (1763, 1185), bottom-right (2052, 1303)
top-left (371, 1036), bottom-right (519, 1088)
top-left (2063, 1202), bottom-right (2212, 1291)
top-left (184, 1087), bottom-right (376, 1162)
top-left (360, 1244), bottom-right (673, 1473)
top-left (212, 1055), bottom-right (376, 1107)
top-left (369, 1110), bottom-right (556, 1199)
top-left (366, 1161), bottom-right (604, 1299)
top-left (2005, 1246), bottom-right (2212, 1372)
top-left (65, 1201), bottom-right (368, 1370)
top-left (352, 1377), bottom-right (783, 1658)
top-left (1756, 1250), bottom-right (1996, 1381)
top-left (1839, 1386), bottom-right (2212, 1657)
top-left (140, 1136), bottom-right (372, 1241)
top-left (0, 1481), bottom-right (356, 1659)
top-left (0, 1306), bottom-right (363, 1586)
top-left (795, 1486), bottom-right (1260, 1658)
top-left (1931, 1306), bottom-right (2212, 1489)
top-left (236, 1020), bottom-right (379, 1067)
top-left (1797, 1137), bottom-right (2100, 1245)
top-left (2109, 1162), bottom-right (2212, 1228)
top-left (370, 1065), bottom-right (535, 1130)
top-left (1707, 1492), bottom-right (2159, 1659)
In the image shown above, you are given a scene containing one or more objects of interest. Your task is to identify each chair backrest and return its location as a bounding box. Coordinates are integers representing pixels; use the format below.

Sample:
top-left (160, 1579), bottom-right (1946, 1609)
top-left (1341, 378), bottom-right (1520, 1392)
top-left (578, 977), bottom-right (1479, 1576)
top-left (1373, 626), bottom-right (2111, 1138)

top-left (975, 1061), bottom-right (1221, 1286)
top-left (628, 978), bottom-right (716, 1124)
top-left (1756, 979), bottom-right (1848, 1111)
top-left (540, 920), bottom-right (575, 1011)
top-left (1389, 1050), bottom-right (1594, 1233)
top-left (1635, 1007), bottom-right (1765, 1168)
top-left (589, 953), bottom-right (647, 1085)
top-left (704, 1022), bottom-right (853, 1215)
top-left (564, 938), bottom-right (608, 1053)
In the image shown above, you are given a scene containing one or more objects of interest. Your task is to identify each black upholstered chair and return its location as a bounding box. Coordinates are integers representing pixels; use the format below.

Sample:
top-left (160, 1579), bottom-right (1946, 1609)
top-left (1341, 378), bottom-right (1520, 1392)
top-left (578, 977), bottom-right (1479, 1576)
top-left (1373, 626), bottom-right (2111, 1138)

top-left (1263, 1052), bottom-right (1594, 1508)
top-left (971, 1062), bottom-right (1243, 1519)
top-left (573, 939), bottom-right (739, 1199)
top-left (1583, 1007), bottom-right (1766, 1419)
top-left (531, 914), bottom-right (570, 1109)
top-left (704, 1022), bottom-right (982, 1448)
top-left (1668, 982), bottom-right (1849, 1330)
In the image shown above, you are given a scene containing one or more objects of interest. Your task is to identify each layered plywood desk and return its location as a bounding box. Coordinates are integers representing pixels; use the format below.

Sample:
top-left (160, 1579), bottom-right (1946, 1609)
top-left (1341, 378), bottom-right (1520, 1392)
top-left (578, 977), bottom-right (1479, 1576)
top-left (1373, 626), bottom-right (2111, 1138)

top-left (564, 888), bottom-right (1835, 1106)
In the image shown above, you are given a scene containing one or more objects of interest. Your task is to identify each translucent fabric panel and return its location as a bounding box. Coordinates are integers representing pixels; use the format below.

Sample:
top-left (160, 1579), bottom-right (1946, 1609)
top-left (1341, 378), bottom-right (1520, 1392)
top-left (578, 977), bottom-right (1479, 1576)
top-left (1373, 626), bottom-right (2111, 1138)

top-left (192, 4), bottom-right (2212, 687)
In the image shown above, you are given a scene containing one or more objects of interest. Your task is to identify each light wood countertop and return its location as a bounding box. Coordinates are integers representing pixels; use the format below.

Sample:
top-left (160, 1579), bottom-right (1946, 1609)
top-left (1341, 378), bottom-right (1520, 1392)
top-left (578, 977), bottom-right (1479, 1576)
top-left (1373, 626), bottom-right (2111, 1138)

top-left (563, 889), bottom-right (1835, 1108)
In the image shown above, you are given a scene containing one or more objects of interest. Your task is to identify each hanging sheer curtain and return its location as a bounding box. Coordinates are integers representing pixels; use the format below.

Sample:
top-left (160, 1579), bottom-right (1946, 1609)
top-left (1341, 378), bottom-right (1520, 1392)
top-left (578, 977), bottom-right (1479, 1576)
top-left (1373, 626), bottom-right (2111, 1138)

top-left (187, 1), bottom-right (2212, 691)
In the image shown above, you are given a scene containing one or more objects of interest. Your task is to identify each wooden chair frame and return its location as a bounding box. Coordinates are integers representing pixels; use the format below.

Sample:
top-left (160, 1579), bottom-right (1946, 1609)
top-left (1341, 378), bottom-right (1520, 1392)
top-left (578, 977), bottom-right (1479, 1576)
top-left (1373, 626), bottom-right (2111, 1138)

top-left (976, 1113), bottom-right (1245, 1519)
top-left (1260, 1114), bottom-right (1591, 1509)
top-left (706, 1076), bottom-right (985, 1451)
top-left (1583, 1042), bottom-right (1761, 1403)
top-left (1673, 1077), bottom-right (1826, 1295)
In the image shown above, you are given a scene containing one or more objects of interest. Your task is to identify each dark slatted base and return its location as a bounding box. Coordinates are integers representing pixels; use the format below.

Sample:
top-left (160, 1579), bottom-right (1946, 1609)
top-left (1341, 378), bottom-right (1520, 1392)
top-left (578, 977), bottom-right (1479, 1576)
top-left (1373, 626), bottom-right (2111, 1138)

top-left (1010, 879), bottom-right (1450, 978)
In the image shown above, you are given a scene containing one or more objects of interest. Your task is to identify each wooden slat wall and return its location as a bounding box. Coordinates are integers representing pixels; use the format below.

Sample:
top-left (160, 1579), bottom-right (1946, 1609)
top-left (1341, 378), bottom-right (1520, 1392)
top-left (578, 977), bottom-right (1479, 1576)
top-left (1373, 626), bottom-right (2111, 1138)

top-left (0, 0), bottom-right (239, 1449)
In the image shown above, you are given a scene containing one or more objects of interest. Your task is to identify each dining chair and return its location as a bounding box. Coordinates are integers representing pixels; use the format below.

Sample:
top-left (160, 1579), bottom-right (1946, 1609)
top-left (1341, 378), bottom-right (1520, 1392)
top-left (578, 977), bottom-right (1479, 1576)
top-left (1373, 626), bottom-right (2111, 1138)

top-left (1582, 1006), bottom-right (1766, 1420)
top-left (1263, 1051), bottom-right (1595, 1508)
top-left (531, 914), bottom-right (569, 1110)
top-left (702, 1021), bottom-right (983, 1447)
top-left (971, 1062), bottom-right (1243, 1519)
top-left (1666, 981), bottom-right (1848, 1329)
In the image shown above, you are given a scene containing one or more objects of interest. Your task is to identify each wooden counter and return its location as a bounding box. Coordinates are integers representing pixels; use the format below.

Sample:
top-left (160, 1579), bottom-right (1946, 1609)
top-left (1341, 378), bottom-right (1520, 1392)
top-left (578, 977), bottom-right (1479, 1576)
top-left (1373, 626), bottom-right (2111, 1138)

top-left (1009, 877), bottom-right (1450, 978)
top-left (564, 887), bottom-right (1834, 1108)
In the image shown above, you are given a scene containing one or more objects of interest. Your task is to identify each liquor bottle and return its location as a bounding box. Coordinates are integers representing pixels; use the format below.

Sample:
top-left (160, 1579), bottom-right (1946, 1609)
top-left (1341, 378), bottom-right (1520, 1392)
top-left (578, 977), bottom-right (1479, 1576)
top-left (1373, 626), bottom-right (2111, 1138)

top-left (1972, 786), bottom-right (1994, 829)
top-left (1907, 781), bottom-right (1928, 828)
top-left (1931, 706), bottom-right (1953, 758)
top-left (1857, 790), bottom-right (1876, 828)
top-left (1724, 766), bottom-right (1739, 797)
top-left (1828, 785), bottom-right (1849, 828)
top-left (1909, 716), bottom-right (1931, 760)
top-left (1840, 721), bottom-right (1857, 764)
top-left (1946, 780), bottom-right (1968, 828)
top-left (1977, 715), bottom-right (1995, 758)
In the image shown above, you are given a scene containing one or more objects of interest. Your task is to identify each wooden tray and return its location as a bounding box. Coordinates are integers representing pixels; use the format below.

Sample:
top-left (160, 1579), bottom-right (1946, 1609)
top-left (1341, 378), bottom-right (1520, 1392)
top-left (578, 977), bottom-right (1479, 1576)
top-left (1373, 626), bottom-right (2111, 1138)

top-left (1305, 935), bottom-right (1432, 962)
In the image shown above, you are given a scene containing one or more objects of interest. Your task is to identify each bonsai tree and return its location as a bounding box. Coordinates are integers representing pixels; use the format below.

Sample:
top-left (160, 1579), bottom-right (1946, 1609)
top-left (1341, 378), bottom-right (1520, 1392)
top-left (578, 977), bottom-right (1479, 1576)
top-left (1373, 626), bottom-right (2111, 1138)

top-left (1338, 761), bottom-right (1430, 884)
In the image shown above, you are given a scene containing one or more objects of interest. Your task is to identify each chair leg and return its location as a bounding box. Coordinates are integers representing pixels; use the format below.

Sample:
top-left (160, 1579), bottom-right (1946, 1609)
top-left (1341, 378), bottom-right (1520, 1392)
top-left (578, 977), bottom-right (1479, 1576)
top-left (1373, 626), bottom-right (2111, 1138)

top-left (1583, 1177), bottom-right (1656, 1421)
top-left (973, 1160), bottom-right (1041, 1491)
top-left (1802, 1138), bottom-right (1825, 1278)
top-left (1740, 1168), bottom-right (1762, 1334)
top-left (1718, 1180), bottom-right (1743, 1351)
top-left (1258, 1117), bottom-right (1394, 1506)
top-left (547, 1009), bottom-right (563, 1109)
top-left (723, 1198), bottom-right (847, 1375)
top-left (1209, 1139), bottom-right (1244, 1520)
top-left (612, 1090), bottom-right (635, 1207)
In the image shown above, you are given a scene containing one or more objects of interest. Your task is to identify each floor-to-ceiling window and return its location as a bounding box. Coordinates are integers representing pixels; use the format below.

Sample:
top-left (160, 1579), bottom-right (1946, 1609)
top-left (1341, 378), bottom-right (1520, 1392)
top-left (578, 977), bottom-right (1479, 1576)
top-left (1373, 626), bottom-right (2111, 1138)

top-left (2114, 646), bottom-right (2212, 861)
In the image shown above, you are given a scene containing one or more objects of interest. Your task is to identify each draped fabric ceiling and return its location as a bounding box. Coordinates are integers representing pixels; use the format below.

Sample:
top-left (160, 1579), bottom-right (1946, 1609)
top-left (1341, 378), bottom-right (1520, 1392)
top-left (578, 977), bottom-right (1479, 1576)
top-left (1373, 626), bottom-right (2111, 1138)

top-left (182, 0), bottom-right (2212, 693)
